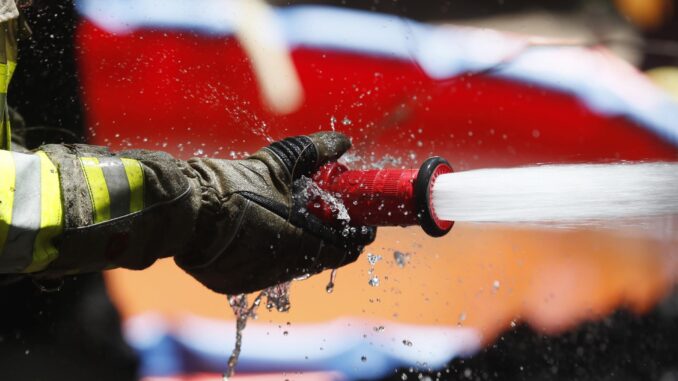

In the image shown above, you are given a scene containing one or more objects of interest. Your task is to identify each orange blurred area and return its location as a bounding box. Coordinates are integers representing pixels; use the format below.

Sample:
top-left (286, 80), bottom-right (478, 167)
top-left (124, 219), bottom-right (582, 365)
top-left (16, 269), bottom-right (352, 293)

top-left (614, 0), bottom-right (674, 29)
top-left (106, 223), bottom-right (678, 344)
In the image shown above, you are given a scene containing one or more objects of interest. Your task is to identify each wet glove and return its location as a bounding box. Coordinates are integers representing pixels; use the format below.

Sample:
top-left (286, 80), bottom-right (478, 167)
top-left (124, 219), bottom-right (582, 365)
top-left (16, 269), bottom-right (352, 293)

top-left (173, 132), bottom-right (377, 294)
top-left (34, 132), bottom-right (375, 295)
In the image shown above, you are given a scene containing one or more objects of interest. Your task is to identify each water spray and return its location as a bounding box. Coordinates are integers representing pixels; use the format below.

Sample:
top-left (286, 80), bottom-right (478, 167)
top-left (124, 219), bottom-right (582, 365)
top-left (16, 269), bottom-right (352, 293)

top-left (309, 157), bottom-right (455, 237)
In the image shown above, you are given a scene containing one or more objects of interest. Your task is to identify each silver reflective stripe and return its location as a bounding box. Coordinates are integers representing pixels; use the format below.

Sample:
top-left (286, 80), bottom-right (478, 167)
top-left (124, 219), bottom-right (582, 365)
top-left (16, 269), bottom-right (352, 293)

top-left (98, 157), bottom-right (131, 219)
top-left (0, 152), bottom-right (40, 272)
top-left (0, 92), bottom-right (7, 146)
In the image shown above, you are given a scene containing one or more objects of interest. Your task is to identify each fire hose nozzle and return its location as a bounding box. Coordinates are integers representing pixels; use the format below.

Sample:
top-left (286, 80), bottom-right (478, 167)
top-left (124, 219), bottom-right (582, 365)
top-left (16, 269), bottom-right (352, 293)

top-left (309, 157), bottom-right (454, 237)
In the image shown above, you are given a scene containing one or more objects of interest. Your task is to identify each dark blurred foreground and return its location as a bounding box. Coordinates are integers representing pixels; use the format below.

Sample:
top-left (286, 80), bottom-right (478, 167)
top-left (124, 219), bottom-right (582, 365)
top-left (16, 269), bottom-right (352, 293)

top-left (374, 289), bottom-right (678, 381)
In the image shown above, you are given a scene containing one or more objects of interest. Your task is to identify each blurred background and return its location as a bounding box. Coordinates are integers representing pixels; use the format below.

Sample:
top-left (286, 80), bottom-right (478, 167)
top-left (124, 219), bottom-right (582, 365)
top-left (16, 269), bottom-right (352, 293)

top-left (2, 0), bottom-right (678, 380)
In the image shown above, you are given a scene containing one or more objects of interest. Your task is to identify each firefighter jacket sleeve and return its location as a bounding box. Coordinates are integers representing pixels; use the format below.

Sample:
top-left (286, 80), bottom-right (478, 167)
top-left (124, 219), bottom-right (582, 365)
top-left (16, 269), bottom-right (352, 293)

top-left (0, 132), bottom-right (376, 294)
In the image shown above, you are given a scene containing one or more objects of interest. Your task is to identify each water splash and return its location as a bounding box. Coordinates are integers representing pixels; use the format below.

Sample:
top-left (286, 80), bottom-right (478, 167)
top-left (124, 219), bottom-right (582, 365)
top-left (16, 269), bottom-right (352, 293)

top-left (326, 269), bottom-right (338, 293)
top-left (294, 176), bottom-right (351, 222)
top-left (224, 282), bottom-right (292, 378)
top-left (265, 282), bottom-right (291, 312)
top-left (224, 292), bottom-right (264, 379)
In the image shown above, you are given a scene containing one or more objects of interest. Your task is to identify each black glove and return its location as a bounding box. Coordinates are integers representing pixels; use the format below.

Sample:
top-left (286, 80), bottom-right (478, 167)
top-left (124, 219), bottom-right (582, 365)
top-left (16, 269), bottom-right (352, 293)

top-left (174, 132), bottom-right (376, 294)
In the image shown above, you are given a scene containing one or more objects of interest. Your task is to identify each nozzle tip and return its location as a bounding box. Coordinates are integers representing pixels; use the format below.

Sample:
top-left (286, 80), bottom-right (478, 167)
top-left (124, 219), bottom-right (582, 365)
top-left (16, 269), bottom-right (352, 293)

top-left (415, 157), bottom-right (454, 237)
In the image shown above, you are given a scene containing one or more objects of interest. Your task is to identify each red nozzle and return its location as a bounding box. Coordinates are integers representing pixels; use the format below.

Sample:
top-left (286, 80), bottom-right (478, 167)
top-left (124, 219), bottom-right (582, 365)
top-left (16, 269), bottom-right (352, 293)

top-left (308, 157), bottom-right (454, 237)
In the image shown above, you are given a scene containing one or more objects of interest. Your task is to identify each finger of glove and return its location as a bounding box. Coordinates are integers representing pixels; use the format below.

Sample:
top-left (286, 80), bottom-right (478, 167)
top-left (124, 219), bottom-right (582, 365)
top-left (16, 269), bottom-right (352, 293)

top-left (240, 191), bottom-right (377, 247)
top-left (306, 132), bottom-right (352, 168)
top-left (293, 204), bottom-right (377, 247)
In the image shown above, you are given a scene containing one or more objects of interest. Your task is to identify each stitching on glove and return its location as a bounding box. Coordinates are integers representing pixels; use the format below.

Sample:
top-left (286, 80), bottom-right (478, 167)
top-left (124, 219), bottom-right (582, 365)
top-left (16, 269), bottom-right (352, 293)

top-left (182, 199), bottom-right (251, 270)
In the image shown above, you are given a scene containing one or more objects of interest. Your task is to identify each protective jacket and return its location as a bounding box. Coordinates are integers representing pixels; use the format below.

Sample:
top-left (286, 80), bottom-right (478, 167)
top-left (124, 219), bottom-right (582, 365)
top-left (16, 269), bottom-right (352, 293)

top-left (0, 0), bottom-right (20, 149)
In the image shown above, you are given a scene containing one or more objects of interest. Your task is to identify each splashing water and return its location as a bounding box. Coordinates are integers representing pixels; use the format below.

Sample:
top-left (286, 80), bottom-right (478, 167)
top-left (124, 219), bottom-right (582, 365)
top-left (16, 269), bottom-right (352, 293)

top-left (265, 282), bottom-right (291, 312)
top-left (294, 176), bottom-right (351, 222)
top-left (326, 269), bottom-right (338, 293)
top-left (224, 293), bottom-right (264, 380)
top-left (224, 282), bottom-right (292, 379)
top-left (432, 163), bottom-right (678, 224)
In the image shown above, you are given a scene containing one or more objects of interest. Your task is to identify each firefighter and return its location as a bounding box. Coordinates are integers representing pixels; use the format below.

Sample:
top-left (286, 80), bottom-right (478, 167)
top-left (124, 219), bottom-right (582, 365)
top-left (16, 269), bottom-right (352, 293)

top-left (0, 0), bottom-right (375, 295)
top-left (0, 132), bottom-right (375, 294)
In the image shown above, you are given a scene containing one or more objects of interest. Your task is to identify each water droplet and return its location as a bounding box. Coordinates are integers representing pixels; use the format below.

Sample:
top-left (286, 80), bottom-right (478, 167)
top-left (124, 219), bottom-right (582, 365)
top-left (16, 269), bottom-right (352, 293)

top-left (326, 269), bottom-right (337, 293)
top-left (393, 251), bottom-right (410, 268)
top-left (361, 355), bottom-right (367, 362)
top-left (493, 280), bottom-right (501, 291)
top-left (373, 325), bottom-right (385, 333)
top-left (368, 276), bottom-right (380, 287)
top-left (367, 253), bottom-right (382, 266)
top-left (402, 339), bottom-right (413, 347)
top-left (294, 273), bottom-right (311, 281)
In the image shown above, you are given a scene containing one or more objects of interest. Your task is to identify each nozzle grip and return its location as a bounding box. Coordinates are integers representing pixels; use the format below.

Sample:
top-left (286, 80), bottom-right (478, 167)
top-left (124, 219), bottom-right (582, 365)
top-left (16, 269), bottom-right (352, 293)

top-left (309, 158), bottom-right (454, 237)
top-left (311, 163), bottom-right (420, 227)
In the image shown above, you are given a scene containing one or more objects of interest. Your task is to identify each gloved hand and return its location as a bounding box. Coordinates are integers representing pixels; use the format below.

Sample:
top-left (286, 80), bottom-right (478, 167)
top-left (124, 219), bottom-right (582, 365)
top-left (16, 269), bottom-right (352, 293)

top-left (174, 132), bottom-right (376, 294)
top-left (32, 132), bottom-right (374, 295)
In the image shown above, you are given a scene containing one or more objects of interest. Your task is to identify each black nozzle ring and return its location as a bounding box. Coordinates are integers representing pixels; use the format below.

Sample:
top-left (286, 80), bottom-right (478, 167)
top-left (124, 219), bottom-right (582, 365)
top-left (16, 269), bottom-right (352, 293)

top-left (414, 157), bottom-right (454, 237)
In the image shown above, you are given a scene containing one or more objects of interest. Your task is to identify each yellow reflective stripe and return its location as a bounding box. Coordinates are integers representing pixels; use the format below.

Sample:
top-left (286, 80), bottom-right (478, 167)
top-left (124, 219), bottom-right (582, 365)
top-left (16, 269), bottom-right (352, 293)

top-left (80, 157), bottom-right (111, 223)
top-left (24, 151), bottom-right (63, 272)
top-left (121, 158), bottom-right (144, 213)
top-left (0, 62), bottom-right (8, 92)
top-left (7, 61), bottom-right (16, 84)
top-left (0, 150), bottom-right (15, 254)
top-left (0, 61), bottom-right (14, 92)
